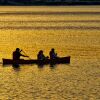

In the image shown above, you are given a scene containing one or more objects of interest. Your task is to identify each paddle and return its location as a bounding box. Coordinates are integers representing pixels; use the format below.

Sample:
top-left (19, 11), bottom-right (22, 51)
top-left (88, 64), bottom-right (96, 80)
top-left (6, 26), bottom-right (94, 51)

top-left (21, 50), bottom-right (32, 60)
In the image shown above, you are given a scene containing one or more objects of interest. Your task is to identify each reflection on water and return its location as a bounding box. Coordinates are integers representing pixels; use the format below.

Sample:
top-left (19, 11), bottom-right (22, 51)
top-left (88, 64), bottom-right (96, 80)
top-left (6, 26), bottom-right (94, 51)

top-left (13, 66), bottom-right (20, 72)
top-left (1, 62), bottom-right (100, 100)
top-left (0, 6), bottom-right (100, 99)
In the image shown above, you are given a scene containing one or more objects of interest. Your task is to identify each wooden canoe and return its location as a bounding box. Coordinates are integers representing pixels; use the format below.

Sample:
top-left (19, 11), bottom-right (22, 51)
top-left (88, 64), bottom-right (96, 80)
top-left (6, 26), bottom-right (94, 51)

top-left (2, 56), bottom-right (70, 65)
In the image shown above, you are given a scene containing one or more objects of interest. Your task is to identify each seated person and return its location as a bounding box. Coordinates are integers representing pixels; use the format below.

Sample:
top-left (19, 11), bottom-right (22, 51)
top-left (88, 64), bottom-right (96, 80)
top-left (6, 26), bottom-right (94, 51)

top-left (49, 48), bottom-right (58, 59)
top-left (37, 50), bottom-right (48, 60)
top-left (13, 48), bottom-right (28, 60)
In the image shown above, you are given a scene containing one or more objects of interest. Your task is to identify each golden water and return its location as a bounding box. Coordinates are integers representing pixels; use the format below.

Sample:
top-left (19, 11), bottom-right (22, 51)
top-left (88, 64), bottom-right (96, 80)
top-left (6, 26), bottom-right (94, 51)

top-left (0, 6), bottom-right (100, 100)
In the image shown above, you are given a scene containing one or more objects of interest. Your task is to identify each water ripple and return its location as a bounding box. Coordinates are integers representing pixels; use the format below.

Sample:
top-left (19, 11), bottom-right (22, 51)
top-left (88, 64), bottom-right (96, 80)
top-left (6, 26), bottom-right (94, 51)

top-left (0, 11), bottom-right (100, 15)
top-left (0, 20), bottom-right (100, 23)
top-left (0, 26), bottom-right (100, 30)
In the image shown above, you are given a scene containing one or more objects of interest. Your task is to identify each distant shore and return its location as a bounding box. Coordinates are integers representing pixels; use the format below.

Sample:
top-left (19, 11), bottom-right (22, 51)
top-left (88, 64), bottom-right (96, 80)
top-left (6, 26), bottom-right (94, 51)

top-left (0, 2), bottom-right (100, 6)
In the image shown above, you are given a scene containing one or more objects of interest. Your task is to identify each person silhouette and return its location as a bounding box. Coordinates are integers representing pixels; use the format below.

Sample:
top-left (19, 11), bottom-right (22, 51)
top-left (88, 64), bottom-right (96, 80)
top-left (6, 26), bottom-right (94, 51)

top-left (13, 48), bottom-right (28, 60)
top-left (37, 50), bottom-right (48, 60)
top-left (49, 48), bottom-right (58, 59)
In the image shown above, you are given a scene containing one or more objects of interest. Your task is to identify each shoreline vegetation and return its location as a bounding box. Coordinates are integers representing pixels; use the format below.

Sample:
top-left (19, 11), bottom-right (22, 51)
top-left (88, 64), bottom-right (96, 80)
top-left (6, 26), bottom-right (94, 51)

top-left (0, 1), bottom-right (100, 6)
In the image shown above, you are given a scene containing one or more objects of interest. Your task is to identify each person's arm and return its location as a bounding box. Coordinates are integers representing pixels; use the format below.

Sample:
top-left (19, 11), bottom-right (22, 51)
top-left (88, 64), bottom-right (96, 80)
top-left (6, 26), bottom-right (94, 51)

top-left (20, 53), bottom-right (29, 57)
top-left (19, 49), bottom-right (22, 52)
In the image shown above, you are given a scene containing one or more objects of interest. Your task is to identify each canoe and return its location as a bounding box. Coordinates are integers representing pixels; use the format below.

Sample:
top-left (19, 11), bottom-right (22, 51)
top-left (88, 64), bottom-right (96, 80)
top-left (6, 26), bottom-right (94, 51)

top-left (2, 56), bottom-right (70, 65)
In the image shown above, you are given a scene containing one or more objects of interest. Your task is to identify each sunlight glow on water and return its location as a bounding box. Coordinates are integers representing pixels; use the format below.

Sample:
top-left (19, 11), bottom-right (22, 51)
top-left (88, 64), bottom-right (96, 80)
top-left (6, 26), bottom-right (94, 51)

top-left (0, 6), bottom-right (100, 100)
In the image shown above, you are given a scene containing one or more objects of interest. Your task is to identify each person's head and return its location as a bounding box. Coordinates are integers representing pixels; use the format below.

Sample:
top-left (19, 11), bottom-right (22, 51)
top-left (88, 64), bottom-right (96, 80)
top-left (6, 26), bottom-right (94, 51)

top-left (51, 48), bottom-right (55, 52)
top-left (16, 48), bottom-right (20, 52)
top-left (39, 50), bottom-right (43, 54)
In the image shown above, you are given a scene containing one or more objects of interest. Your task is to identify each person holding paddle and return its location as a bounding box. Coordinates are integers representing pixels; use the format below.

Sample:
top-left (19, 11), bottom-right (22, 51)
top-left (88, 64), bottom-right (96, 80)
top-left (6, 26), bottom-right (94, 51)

top-left (13, 48), bottom-right (29, 60)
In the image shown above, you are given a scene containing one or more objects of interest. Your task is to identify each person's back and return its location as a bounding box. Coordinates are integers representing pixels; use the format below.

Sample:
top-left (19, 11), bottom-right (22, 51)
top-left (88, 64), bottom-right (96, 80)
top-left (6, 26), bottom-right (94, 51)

top-left (37, 50), bottom-right (48, 60)
top-left (13, 48), bottom-right (22, 60)
top-left (13, 50), bottom-right (20, 60)
top-left (13, 48), bottom-right (28, 60)
top-left (49, 48), bottom-right (57, 59)
top-left (37, 50), bottom-right (45, 60)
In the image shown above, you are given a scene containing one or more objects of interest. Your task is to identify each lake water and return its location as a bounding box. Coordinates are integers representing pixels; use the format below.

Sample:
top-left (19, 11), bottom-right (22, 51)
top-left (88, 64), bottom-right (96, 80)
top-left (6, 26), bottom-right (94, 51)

top-left (0, 6), bottom-right (100, 100)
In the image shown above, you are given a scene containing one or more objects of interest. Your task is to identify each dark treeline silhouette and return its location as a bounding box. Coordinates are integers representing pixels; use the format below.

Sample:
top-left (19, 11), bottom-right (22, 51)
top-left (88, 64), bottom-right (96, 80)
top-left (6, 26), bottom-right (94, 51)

top-left (0, 0), bottom-right (100, 5)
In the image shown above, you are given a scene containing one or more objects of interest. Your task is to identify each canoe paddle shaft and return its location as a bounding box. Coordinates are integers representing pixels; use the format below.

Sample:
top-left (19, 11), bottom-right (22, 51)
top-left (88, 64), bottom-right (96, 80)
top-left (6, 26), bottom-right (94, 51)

top-left (21, 50), bottom-right (32, 60)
